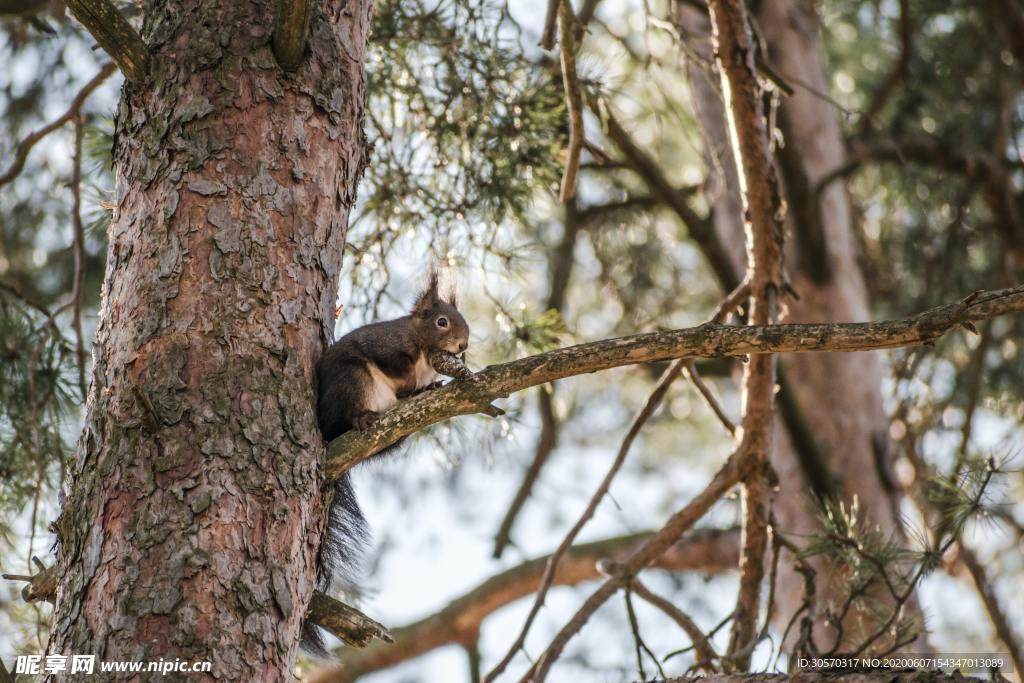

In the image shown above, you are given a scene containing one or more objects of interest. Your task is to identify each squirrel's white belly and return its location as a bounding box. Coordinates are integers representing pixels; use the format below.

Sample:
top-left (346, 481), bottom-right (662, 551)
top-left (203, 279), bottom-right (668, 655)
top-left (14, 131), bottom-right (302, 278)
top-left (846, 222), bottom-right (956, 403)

top-left (364, 362), bottom-right (399, 412)
top-left (364, 354), bottom-right (437, 414)
top-left (412, 353), bottom-right (438, 388)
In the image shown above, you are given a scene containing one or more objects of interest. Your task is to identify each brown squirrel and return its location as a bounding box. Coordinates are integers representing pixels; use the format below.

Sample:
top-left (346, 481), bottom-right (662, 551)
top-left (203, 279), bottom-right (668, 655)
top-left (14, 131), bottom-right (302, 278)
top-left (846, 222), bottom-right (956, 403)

top-left (302, 272), bottom-right (470, 656)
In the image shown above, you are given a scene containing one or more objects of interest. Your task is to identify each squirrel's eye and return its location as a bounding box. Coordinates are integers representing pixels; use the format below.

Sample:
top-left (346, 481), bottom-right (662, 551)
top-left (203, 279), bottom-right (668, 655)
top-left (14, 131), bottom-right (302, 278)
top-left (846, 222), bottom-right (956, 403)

top-left (436, 317), bottom-right (449, 328)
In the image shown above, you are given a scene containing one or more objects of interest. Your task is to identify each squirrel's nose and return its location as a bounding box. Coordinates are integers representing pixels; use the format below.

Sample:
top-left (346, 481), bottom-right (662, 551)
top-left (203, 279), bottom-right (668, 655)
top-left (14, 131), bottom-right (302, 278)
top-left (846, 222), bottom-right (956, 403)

top-left (458, 340), bottom-right (468, 353)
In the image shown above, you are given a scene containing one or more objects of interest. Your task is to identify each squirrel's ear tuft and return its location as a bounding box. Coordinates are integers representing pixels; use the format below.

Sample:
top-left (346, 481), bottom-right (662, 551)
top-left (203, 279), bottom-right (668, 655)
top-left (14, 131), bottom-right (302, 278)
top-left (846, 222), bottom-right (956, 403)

top-left (444, 278), bottom-right (458, 308)
top-left (412, 269), bottom-right (441, 316)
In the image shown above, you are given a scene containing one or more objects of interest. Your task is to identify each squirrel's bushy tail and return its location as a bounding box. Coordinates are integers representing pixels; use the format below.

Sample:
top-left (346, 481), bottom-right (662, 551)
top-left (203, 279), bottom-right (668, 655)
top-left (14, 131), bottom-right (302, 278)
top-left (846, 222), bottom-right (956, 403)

top-left (301, 471), bottom-right (368, 657)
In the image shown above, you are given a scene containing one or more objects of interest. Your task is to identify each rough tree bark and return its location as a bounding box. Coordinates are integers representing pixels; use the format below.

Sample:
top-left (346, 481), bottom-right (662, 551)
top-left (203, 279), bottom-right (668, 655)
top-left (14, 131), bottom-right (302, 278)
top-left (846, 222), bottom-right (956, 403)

top-left (681, 0), bottom-right (915, 652)
top-left (47, 0), bottom-right (372, 678)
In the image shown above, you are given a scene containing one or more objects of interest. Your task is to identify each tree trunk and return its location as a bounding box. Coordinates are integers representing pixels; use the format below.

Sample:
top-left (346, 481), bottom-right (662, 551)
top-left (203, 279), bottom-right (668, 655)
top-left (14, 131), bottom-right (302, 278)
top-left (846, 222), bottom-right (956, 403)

top-left (681, 0), bottom-right (912, 652)
top-left (47, 0), bottom-right (372, 677)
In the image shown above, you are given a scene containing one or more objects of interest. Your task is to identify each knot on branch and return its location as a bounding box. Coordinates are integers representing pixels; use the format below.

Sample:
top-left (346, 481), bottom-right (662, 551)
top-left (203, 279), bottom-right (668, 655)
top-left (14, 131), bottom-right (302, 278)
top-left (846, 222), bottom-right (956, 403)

top-left (916, 289), bottom-right (984, 340)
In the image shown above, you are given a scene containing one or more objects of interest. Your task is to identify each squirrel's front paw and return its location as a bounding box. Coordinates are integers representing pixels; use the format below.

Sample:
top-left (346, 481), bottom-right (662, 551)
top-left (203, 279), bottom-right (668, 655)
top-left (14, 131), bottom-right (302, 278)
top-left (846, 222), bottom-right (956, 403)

top-left (353, 411), bottom-right (380, 430)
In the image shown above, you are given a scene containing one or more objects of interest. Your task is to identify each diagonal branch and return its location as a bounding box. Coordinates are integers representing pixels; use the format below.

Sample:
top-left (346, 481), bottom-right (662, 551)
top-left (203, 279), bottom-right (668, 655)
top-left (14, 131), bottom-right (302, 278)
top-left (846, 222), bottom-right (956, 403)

top-left (0, 62), bottom-right (116, 190)
top-left (64, 0), bottom-right (147, 82)
top-left (326, 285), bottom-right (1024, 482)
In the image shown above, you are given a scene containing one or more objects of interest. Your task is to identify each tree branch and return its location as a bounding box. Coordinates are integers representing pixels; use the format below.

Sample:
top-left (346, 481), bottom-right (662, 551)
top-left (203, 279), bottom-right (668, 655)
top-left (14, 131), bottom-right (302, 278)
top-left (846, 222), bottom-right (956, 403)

top-left (0, 62), bottom-right (116, 190)
top-left (310, 529), bottom-right (739, 683)
top-left (557, 0), bottom-right (584, 201)
top-left (64, 0), bottom-right (147, 82)
top-left (859, 0), bottom-right (911, 131)
top-left (602, 109), bottom-right (741, 291)
top-left (306, 592), bottom-right (393, 648)
top-left (705, 0), bottom-right (787, 667)
top-left (272, 0), bottom-right (313, 69)
top-left (326, 285), bottom-right (1024, 481)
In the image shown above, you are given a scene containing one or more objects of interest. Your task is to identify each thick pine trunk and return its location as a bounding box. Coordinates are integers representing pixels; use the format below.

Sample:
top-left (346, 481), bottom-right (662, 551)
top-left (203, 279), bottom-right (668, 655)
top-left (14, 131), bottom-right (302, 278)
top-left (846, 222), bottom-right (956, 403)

top-left (681, 0), bottom-right (911, 652)
top-left (47, 0), bottom-right (372, 677)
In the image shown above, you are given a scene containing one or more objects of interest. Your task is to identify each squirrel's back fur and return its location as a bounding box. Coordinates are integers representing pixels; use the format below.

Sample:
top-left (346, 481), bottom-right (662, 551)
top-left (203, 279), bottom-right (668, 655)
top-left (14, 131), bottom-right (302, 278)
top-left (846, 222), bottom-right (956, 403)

top-left (304, 273), bottom-right (469, 656)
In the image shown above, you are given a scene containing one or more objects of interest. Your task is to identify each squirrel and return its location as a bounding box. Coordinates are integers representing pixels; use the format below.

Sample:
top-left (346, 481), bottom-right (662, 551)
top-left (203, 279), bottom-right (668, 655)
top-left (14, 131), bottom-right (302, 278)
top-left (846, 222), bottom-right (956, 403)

top-left (302, 272), bottom-right (470, 656)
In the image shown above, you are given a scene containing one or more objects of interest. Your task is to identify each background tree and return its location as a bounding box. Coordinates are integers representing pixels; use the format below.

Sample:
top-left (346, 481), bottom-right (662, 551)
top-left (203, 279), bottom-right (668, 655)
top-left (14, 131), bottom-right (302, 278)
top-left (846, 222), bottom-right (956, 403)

top-left (1, 0), bottom-right (1022, 681)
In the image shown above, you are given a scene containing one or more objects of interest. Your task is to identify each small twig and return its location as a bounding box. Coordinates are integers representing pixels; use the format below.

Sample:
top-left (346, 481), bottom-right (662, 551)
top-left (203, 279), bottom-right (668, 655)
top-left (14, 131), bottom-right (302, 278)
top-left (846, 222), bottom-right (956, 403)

top-left (684, 359), bottom-right (736, 435)
top-left (623, 585), bottom-right (666, 681)
top-left (680, 611), bottom-right (737, 673)
top-left (785, 561), bottom-right (820, 665)
top-left (958, 546), bottom-right (1024, 675)
top-left (711, 278), bottom-right (751, 323)
top-left (630, 576), bottom-right (717, 667)
top-left (557, 0), bottom-right (585, 202)
top-left (0, 62), bottom-right (116, 189)
top-left (957, 321), bottom-right (992, 462)
top-left (0, 280), bottom-right (59, 328)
